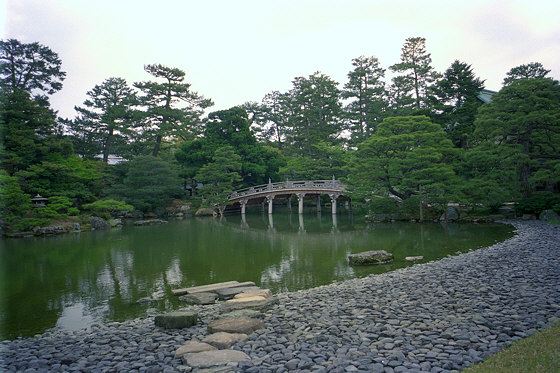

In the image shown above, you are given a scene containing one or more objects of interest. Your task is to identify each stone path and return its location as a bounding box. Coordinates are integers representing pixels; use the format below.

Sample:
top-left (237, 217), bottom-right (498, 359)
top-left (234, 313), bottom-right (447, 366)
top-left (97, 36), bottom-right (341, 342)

top-left (1, 220), bottom-right (559, 373)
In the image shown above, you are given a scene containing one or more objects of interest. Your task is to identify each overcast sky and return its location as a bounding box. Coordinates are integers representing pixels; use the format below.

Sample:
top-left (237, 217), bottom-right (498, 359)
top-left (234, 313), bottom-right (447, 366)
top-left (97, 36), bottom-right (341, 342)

top-left (2, 0), bottom-right (559, 119)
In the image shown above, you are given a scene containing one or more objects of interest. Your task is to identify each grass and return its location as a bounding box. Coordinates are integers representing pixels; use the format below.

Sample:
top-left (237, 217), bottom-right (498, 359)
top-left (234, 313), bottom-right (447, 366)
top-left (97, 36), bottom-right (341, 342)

top-left (463, 322), bottom-right (560, 372)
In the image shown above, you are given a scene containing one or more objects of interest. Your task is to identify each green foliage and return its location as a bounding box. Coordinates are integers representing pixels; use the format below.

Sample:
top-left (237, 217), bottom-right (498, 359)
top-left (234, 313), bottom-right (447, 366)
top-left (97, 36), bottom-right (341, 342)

top-left (389, 37), bottom-right (440, 111)
top-left (14, 156), bottom-right (102, 203)
top-left (285, 72), bottom-right (343, 155)
top-left (196, 146), bottom-right (242, 212)
top-left (367, 197), bottom-right (399, 214)
top-left (0, 170), bottom-right (31, 221)
top-left (474, 77), bottom-right (560, 197)
top-left (502, 62), bottom-right (550, 86)
top-left (35, 196), bottom-right (75, 218)
top-left (516, 192), bottom-right (560, 215)
top-left (175, 107), bottom-right (285, 189)
top-left (82, 199), bottom-right (134, 215)
top-left (134, 64), bottom-right (213, 156)
top-left (280, 142), bottom-right (346, 180)
top-left (72, 77), bottom-right (137, 162)
top-left (430, 60), bottom-right (485, 148)
top-left (342, 55), bottom-right (387, 144)
top-left (347, 116), bottom-right (459, 205)
top-left (0, 38), bottom-right (66, 97)
top-left (110, 155), bottom-right (183, 212)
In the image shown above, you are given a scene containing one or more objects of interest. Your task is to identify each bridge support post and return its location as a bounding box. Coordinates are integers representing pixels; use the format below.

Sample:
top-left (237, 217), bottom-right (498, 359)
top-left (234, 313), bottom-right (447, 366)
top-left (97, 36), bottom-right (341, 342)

top-left (240, 199), bottom-right (248, 215)
top-left (296, 193), bottom-right (306, 214)
top-left (266, 195), bottom-right (275, 214)
top-left (316, 195), bottom-right (321, 212)
top-left (330, 193), bottom-right (339, 215)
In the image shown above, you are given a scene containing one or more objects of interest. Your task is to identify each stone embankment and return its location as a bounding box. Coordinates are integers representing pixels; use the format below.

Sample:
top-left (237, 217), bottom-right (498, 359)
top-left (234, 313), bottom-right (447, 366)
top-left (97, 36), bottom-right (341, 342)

top-left (1, 220), bottom-right (559, 372)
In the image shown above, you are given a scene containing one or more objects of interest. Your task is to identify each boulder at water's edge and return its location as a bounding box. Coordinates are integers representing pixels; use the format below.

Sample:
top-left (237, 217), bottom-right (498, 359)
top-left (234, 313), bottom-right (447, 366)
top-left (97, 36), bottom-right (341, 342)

top-left (348, 250), bottom-right (394, 265)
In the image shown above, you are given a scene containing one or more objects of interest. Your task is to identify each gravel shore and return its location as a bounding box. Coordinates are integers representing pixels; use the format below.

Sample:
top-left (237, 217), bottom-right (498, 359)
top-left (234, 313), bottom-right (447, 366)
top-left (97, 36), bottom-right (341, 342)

top-left (1, 220), bottom-right (559, 372)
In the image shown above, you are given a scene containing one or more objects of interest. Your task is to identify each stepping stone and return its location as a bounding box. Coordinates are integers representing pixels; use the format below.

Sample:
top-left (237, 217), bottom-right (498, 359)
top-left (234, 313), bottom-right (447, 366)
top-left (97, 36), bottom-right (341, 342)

top-left (217, 309), bottom-right (264, 319)
top-left (174, 341), bottom-right (216, 358)
top-left (183, 349), bottom-right (250, 368)
top-left (154, 311), bottom-right (198, 329)
top-left (233, 288), bottom-right (272, 299)
top-left (172, 281), bottom-right (256, 296)
top-left (220, 296), bottom-right (279, 313)
top-left (215, 286), bottom-right (261, 300)
top-left (202, 332), bottom-right (248, 349)
top-left (208, 317), bottom-right (265, 334)
top-left (226, 296), bottom-right (266, 303)
top-left (405, 256), bottom-right (424, 261)
top-left (172, 281), bottom-right (240, 296)
top-left (178, 292), bottom-right (218, 305)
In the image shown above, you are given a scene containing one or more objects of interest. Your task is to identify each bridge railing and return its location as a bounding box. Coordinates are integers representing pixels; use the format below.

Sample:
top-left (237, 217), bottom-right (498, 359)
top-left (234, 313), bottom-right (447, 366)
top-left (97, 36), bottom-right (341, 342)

top-left (229, 180), bottom-right (345, 200)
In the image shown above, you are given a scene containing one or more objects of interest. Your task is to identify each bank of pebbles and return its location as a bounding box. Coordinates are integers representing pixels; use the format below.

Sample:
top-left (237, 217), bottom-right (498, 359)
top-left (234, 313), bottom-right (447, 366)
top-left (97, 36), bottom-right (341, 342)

top-left (1, 220), bottom-right (559, 372)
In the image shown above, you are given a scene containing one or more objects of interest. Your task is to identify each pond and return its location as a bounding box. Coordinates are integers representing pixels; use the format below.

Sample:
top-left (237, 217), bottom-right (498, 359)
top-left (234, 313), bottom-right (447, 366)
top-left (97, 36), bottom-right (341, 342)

top-left (0, 212), bottom-right (514, 340)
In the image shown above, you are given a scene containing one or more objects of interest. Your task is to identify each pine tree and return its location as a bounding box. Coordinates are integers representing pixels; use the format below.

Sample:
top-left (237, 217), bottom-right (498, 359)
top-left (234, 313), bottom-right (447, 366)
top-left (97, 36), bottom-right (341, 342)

top-left (134, 64), bottom-right (213, 157)
top-left (389, 37), bottom-right (440, 111)
top-left (342, 55), bottom-right (387, 143)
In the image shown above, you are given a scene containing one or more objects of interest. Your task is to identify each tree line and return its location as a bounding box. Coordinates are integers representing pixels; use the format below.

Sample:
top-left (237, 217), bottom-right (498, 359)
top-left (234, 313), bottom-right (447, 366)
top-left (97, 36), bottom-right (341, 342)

top-left (1, 37), bottom-right (559, 231)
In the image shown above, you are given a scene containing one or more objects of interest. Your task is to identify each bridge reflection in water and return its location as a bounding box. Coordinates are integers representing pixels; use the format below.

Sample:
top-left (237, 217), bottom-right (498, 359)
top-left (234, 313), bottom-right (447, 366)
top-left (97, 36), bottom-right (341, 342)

top-left (240, 210), bottom-right (340, 232)
top-left (228, 179), bottom-right (347, 215)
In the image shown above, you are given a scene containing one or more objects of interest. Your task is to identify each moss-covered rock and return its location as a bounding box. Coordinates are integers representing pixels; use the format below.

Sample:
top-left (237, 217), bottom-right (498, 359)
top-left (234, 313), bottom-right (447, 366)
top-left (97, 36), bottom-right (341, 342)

top-left (348, 250), bottom-right (394, 265)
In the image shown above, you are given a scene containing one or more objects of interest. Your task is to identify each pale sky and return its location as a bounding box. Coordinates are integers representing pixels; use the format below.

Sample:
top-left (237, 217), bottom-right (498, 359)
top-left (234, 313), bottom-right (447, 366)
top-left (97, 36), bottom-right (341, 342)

top-left (2, 0), bottom-right (559, 119)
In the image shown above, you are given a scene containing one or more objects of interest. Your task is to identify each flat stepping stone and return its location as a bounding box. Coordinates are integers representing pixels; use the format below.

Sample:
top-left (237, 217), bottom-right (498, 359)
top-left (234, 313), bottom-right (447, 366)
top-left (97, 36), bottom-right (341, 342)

top-left (172, 281), bottom-right (240, 296)
top-left (215, 285), bottom-right (261, 300)
top-left (217, 309), bottom-right (264, 319)
top-left (178, 292), bottom-right (218, 305)
top-left (202, 332), bottom-right (248, 349)
top-left (172, 281), bottom-right (256, 296)
top-left (208, 317), bottom-right (264, 334)
top-left (226, 296), bottom-right (266, 303)
top-left (233, 288), bottom-right (272, 299)
top-left (154, 311), bottom-right (198, 329)
top-left (183, 349), bottom-right (250, 369)
top-left (220, 296), bottom-right (279, 313)
top-left (405, 256), bottom-right (424, 261)
top-left (174, 341), bottom-right (216, 358)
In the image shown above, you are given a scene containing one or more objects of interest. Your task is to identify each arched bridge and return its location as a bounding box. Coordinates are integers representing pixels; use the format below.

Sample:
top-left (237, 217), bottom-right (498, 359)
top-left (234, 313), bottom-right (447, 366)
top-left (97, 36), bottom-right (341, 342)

top-left (228, 179), bottom-right (346, 214)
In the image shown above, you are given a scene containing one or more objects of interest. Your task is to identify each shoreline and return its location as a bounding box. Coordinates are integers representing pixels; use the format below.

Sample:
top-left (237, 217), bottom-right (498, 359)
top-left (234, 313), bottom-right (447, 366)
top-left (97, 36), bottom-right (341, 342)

top-left (1, 220), bottom-right (559, 372)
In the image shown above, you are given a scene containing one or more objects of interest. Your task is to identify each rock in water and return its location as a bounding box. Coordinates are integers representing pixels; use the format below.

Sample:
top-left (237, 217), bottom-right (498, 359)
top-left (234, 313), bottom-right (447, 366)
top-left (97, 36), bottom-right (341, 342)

top-left (90, 217), bottom-right (111, 230)
top-left (348, 250), bottom-right (394, 265)
top-left (178, 292), bottom-right (218, 305)
top-left (539, 209), bottom-right (560, 222)
top-left (440, 206), bottom-right (459, 222)
top-left (208, 317), bottom-right (264, 334)
top-left (154, 311), bottom-right (198, 329)
top-left (195, 208), bottom-right (215, 216)
top-left (405, 256), bottom-right (424, 261)
top-left (215, 286), bottom-right (261, 300)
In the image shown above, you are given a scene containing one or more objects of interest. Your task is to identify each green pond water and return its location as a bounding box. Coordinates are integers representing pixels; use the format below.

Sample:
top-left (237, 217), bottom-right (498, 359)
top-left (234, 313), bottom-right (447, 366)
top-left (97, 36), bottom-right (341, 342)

top-left (0, 212), bottom-right (514, 340)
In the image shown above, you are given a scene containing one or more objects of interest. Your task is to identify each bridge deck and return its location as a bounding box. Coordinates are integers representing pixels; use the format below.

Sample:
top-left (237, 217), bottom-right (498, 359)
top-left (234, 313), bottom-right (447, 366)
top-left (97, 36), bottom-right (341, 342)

top-left (228, 180), bottom-right (345, 202)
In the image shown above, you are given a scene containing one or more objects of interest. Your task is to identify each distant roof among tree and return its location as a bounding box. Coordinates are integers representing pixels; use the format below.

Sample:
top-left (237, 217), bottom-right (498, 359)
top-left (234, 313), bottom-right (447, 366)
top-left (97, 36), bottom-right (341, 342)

top-left (477, 89), bottom-right (497, 103)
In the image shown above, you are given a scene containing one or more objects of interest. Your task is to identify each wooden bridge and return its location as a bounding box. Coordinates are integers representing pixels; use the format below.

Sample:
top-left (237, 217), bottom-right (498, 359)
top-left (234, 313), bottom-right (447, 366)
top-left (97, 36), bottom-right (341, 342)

top-left (228, 179), bottom-right (346, 214)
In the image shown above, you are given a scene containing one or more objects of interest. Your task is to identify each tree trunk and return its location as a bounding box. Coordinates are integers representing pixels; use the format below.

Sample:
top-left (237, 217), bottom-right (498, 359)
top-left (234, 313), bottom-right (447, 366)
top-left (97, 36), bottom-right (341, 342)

top-left (153, 134), bottom-right (162, 157)
top-left (102, 127), bottom-right (113, 163)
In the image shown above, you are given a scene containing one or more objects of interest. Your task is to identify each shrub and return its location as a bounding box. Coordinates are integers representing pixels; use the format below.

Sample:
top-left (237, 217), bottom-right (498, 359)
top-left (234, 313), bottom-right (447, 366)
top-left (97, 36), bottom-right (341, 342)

top-left (35, 196), bottom-right (74, 218)
top-left (367, 197), bottom-right (400, 214)
top-left (516, 192), bottom-right (560, 215)
top-left (82, 199), bottom-right (134, 215)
